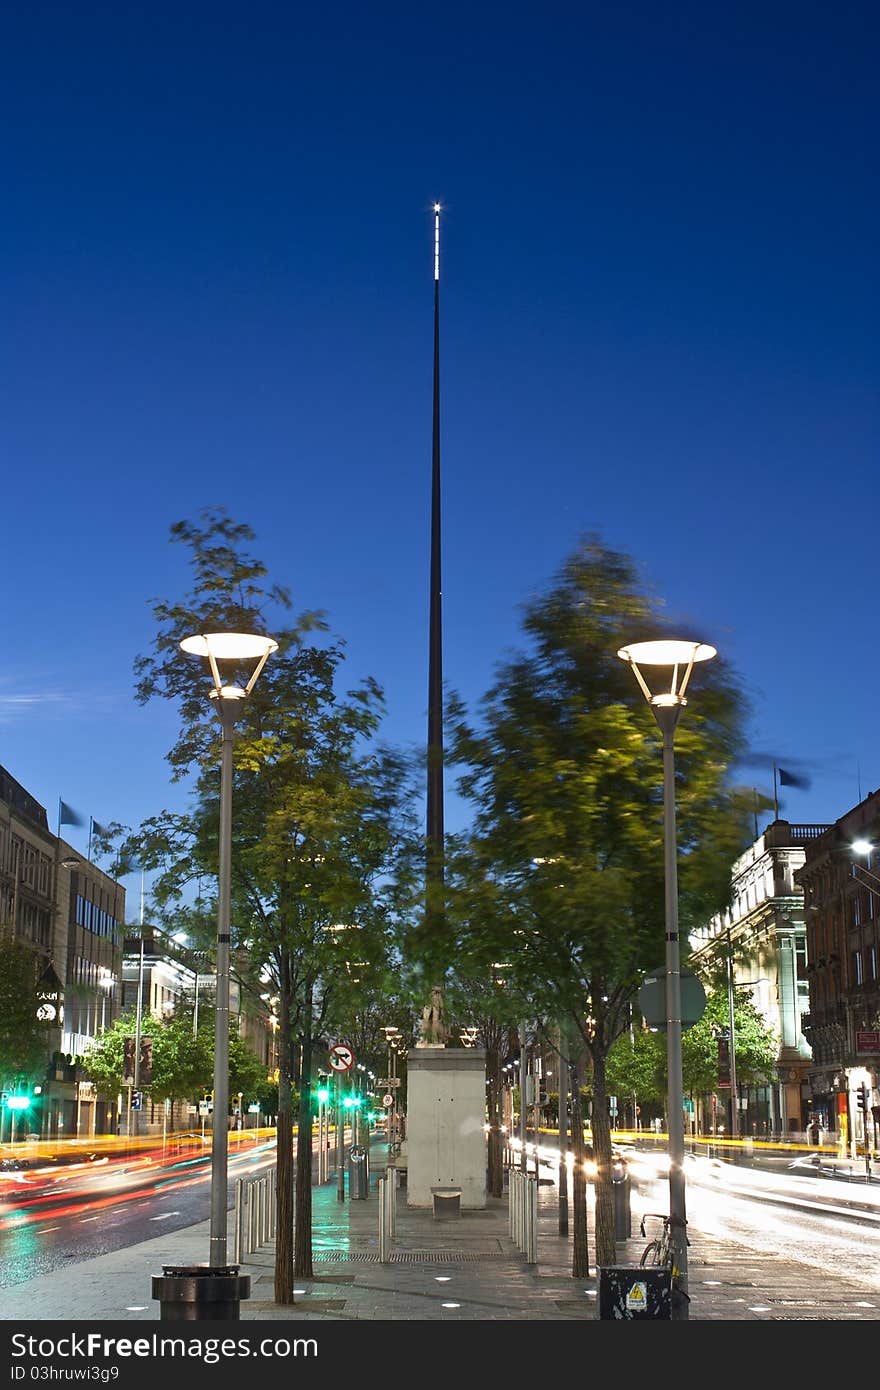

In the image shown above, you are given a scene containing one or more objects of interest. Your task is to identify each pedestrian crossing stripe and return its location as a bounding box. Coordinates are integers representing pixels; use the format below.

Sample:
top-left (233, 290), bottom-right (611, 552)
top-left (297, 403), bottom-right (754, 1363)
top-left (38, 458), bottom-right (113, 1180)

top-left (626, 1282), bottom-right (647, 1310)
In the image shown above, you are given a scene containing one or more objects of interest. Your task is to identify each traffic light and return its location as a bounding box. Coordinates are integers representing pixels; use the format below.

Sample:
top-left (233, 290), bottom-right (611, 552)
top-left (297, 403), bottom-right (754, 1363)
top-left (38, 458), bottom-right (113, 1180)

top-left (131, 1092), bottom-right (142, 1110)
top-left (315, 1087), bottom-right (330, 1105)
top-left (123, 1036), bottom-right (135, 1082)
top-left (856, 1084), bottom-right (869, 1113)
top-left (4, 1094), bottom-right (30, 1112)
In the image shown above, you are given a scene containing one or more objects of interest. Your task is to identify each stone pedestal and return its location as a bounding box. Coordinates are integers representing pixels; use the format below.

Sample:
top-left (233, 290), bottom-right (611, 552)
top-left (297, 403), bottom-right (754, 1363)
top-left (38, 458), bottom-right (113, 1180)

top-left (405, 1047), bottom-right (487, 1209)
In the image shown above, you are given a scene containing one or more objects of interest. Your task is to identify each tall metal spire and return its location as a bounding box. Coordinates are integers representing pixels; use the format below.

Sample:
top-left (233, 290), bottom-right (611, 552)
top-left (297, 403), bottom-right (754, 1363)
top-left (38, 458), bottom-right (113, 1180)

top-left (427, 201), bottom-right (444, 901)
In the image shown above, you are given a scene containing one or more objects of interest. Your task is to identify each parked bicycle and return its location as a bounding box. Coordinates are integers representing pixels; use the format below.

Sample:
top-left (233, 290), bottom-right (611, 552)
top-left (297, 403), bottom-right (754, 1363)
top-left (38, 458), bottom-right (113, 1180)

top-left (639, 1212), bottom-right (671, 1266)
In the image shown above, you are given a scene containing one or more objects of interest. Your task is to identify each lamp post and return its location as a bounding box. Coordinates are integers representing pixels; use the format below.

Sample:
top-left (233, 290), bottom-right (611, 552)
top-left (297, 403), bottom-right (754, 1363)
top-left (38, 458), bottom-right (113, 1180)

top-left (618, 637), bottom-right (716, 1320)
top-left (179, 630), bottom-right (276, 1269)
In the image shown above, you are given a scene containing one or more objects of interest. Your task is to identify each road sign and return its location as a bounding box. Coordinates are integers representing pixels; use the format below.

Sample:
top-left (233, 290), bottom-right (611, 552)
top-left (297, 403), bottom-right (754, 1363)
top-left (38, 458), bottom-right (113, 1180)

top-left (329, 1043), bottom-right (355, 1073)
top-left (382, 1094), bottom-right (394, 1107)
top-left (377, 1076), bottom-right (401, 1087)
top-left (637, 966), bottom-right (706, 1032)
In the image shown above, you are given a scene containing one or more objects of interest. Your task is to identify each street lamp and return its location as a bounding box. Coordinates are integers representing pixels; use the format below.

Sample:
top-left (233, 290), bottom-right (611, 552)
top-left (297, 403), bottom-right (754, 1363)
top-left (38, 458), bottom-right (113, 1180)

top-left (618, 636), bottom-right (716, 1320)
top-left (179, 630), bottom-right (276, 1269)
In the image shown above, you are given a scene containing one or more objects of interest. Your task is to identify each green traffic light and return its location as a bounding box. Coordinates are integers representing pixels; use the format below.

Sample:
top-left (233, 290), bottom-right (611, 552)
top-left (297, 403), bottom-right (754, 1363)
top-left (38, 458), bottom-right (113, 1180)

top-left (6, 1096), bottom-right (30, 1111)
top-left (315, 1088), bottom-right (330, 1104)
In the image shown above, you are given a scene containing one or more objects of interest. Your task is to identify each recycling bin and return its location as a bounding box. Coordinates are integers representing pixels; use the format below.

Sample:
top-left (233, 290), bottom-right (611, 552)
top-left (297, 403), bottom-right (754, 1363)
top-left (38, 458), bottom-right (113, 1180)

top-left (151, 1265), bottom-right (251, 1321)
top-left (348, 1144), bottom-right (368, 1199)
top-left (611, 1154), bottom-right (631, 1239)
top-left (597, 1265), bottom-right (671, 1320)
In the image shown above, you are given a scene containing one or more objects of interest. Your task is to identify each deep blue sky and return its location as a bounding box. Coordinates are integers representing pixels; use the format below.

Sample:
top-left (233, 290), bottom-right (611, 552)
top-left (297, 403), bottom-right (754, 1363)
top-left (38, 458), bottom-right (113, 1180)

top-left (2, 3), bottom-right (877, 908)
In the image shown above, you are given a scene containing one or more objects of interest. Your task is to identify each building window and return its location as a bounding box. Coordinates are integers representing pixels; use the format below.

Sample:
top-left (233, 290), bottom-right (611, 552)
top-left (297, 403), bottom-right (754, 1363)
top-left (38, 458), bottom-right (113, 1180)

top-left (852, 950), bottom-right (863, 986)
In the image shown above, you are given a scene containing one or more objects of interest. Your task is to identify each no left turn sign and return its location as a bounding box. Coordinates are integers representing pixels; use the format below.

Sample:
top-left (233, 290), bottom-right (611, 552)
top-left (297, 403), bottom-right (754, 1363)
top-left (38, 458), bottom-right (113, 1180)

top-left (329, 1044), bottom-right (355, 1073)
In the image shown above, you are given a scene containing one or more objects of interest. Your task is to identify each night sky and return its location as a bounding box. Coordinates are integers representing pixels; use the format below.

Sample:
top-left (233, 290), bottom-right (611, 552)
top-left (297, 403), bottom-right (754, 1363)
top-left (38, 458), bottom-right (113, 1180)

top-left (2, 3), bottom-right (877, 900)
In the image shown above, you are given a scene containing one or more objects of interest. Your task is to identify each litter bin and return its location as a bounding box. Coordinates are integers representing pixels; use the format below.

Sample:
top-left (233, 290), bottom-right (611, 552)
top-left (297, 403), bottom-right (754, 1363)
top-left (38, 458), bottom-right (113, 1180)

top-left (348, 1144), bottom-right (368, 1199)
top-left (611, 1154), bottom-right (631, 1240)
top-left (597, 1265), bottom-right (671, 1320)
top-left (151, 1265), bottom-right (251, 1321)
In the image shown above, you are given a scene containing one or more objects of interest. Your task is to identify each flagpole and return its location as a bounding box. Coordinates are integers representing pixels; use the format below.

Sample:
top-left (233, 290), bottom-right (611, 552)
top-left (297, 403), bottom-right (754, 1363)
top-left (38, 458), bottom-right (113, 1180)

top-left (87, 817), bottom-right (93, 863)
top-left (773, 764), bottom-right (779, 820)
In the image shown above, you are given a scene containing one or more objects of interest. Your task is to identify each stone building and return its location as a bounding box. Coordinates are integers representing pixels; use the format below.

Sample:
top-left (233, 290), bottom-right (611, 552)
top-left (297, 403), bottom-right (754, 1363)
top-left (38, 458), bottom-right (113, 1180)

top-left (0, 764), bottom-right (125, 1136)
top-left (795, 790), bottom-right (880, 1154)
top-left (689, 819), bottom-right (827, 1136)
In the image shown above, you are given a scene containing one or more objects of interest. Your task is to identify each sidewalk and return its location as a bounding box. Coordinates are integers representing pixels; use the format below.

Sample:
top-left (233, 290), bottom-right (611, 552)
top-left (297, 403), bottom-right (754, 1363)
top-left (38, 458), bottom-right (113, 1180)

top-left (2, 1151), bottom-right (879, 1322)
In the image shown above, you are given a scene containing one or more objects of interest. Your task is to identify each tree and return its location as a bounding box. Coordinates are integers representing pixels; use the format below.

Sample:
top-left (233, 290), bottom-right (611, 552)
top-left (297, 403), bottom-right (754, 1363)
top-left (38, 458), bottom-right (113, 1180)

top-left (128, 509), bottom-right (413, 1301)
top-left (444, 536), bottom-right (755, 1274)
top-left (606, 1025), bottom-right (666, 1120)
top-left (681, 989), bottom-right (777, 1110)
top-left (0, 940), bottom-right (48, 1091)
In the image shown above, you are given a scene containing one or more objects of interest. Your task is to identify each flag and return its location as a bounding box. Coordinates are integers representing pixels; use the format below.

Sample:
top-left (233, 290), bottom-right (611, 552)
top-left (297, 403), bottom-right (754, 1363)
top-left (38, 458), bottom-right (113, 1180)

top-left (59, 800), bottom-right (84, 827)
top-left (778, 767), bottom-right (810, 790)
top-left (91, 819), bottom-right (111, 839)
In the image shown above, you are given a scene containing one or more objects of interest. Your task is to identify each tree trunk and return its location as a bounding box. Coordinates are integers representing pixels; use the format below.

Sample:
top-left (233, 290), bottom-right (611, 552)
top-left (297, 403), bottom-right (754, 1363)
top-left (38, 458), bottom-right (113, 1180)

top-left (558, 1022), bottom-right (569, 1236)
top-left (591, 1048), bottom-right (616, 1269)
top-left (273, 951), bottom-right (294, 1303)
top-left (486, 1041), bottom-right (503, 1198)
top-left (569, 1052), bottom-right (589, 1278)
top-left (294, 1003), bottom-right (314, 1278)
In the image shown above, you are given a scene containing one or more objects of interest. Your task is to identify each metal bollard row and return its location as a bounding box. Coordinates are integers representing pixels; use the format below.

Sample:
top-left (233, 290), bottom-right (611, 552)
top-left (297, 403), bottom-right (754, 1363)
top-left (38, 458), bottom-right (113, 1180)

top-left (378, 1165), bottom-right (397, 1264)
top-left (507, 1166), bottom-right (538, 1265)
top-left (233, 1167), bottom-right (277, 1263)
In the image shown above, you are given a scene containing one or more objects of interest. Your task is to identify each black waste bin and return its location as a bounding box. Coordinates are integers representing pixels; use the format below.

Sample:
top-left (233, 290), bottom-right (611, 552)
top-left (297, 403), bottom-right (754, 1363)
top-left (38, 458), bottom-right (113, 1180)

top-left (152, 1265), bottom-right (251, 1321)
top-left (348, 1144), bottom-right (368, 1199)
top-left (611, 1155), bottom-right (631, 1239)
top-left (597, 1265), bottom-right (671, 1320)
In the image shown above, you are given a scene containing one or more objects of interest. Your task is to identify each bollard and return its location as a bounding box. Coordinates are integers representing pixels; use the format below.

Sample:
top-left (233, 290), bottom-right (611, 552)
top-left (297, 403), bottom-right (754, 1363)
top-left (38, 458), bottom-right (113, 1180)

top-left (611, 1155), bottom-right (631, 1240)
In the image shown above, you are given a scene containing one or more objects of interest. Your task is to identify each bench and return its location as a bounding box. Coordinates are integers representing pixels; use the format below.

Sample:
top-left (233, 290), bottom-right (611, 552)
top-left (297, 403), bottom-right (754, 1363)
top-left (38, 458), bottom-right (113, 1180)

top-left (431, 1187), bottom-right (461, 1219)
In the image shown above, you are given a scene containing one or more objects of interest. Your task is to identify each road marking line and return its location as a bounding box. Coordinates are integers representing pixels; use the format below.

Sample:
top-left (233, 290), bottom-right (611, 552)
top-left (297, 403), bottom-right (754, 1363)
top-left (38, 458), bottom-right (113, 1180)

top-left (80, 1216), bottom-right (99, 1223)
top-left (149, 1212), bottom-right (181, 1221)
top-left (39, 1226), bottom-right (61, 1233)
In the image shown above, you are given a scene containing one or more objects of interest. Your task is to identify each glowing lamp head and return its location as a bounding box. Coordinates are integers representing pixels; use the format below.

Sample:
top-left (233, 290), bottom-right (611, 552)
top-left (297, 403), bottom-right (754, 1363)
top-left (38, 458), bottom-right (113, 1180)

top-left (179, 633), bottom-right (278, 662)
top-left (180, 631), bottom-right (277, 702)
top-left (852, 839), bottom-right (874, 857)
top-left (618, 638), bottom-right (716, 710)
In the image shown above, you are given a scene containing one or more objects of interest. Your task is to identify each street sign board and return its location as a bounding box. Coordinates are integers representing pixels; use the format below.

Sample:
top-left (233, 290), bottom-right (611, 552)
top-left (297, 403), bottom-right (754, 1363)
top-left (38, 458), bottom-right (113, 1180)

top-left (382, 1094), bottom-right (394, 1107)
top-left (329, 1044), bottom-right (355, 1073)
top-left (637, 966), bottom-right (706, 1032)
top-left (856, 1030), bottom-right (880, 1054)
top-left (377, 1077), bottom-right (401, 1087)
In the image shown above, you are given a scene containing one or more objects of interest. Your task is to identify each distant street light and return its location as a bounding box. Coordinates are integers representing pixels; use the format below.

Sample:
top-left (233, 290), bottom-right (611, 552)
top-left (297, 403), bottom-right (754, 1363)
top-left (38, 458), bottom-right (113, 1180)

top-left (179, 630), bottom-right (276, 1269)
top-left (618, 636), bottom-right (716, 1321)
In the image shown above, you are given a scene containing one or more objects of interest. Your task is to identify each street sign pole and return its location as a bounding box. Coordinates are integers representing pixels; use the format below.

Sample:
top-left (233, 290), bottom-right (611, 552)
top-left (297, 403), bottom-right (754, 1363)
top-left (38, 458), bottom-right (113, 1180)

top-left (336, 1070), bottom-right (345, 1203)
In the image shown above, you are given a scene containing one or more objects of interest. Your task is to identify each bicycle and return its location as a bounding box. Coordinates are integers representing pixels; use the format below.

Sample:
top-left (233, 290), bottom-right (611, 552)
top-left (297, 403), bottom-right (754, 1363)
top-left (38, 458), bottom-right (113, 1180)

top-left (638, 1212), bottom-right (671, 1266)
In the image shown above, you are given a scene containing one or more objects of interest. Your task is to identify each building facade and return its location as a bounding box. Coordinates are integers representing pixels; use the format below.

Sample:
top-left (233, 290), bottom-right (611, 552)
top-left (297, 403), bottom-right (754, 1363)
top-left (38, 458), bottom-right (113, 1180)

top-left (689, 819), bottom-right (827, 1136)
top-left (795, 790), bottom-right (880, 1154)
top-left (0, 764), bottom-right (125, 1137)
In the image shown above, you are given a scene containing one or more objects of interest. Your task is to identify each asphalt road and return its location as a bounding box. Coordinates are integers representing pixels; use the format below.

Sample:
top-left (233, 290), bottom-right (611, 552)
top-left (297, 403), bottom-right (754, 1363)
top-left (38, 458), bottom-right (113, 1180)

top-left (0, 1136), bottom-right (277, 1287)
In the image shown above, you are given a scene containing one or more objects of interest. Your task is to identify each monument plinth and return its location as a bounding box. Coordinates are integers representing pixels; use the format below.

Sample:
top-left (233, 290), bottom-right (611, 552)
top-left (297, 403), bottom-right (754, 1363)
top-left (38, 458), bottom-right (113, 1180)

top-left (405, 1047), bottom-right (487, 1209)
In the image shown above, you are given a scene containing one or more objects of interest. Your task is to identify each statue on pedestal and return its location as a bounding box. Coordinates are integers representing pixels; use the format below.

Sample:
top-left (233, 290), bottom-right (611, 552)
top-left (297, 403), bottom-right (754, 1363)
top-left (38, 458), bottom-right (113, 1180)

top-left (416, 985), bottom-right (448, 1047)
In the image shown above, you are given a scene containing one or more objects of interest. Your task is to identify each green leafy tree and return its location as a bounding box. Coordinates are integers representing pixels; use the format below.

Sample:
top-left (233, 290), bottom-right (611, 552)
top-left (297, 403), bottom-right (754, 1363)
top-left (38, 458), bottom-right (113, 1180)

top-left (444, 537), bottom-right (755, 1274)
top-left (681, 990), bottom-right (777, 1104)
top-left (127, 509), bottom-right (414, 1301)
top-left (606, 1026), bottom-right (666, 1119)
top-left (0, 940), bottom-right (48, 1091)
